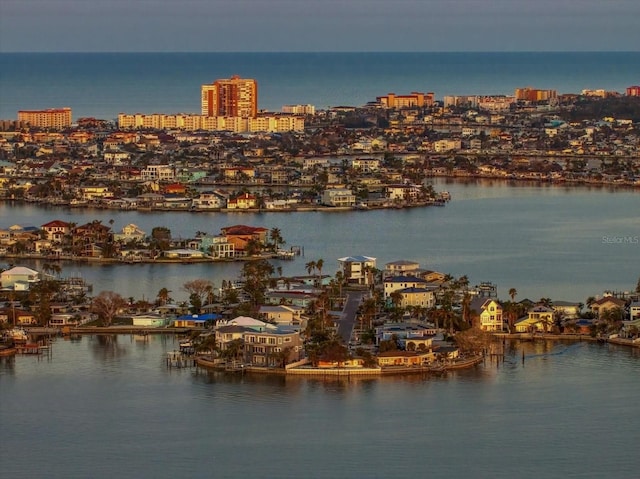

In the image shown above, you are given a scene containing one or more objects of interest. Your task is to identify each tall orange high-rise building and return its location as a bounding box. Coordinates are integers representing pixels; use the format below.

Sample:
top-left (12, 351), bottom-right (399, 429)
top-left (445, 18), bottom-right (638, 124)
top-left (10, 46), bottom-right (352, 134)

top-left (201, 76), bottom-right (258, 118)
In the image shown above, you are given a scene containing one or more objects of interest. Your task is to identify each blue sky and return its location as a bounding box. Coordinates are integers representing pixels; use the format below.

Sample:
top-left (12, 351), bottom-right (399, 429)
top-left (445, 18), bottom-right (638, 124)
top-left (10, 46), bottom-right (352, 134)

top-left (2, 0), bottom-right (639, 52)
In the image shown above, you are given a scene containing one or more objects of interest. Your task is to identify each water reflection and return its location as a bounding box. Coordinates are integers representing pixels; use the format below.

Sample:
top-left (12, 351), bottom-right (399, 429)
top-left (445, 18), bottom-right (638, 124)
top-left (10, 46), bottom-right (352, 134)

top-left (0, 355), bottom-right (16, 376)
top-left (90, 335), bottom-right (127, 362)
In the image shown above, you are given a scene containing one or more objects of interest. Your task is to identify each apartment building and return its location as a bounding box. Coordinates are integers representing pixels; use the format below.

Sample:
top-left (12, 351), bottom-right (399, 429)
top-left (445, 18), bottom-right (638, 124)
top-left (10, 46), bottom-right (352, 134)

top-left (201, 75), bottom-right (258, 118)
top-left (17, 108), bottom-right (72, 129)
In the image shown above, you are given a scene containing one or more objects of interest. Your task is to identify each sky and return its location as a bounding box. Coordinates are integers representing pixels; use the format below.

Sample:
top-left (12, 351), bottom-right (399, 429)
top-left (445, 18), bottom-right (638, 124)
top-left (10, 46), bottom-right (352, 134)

top-left (1, 0), bottom-right (639, 52)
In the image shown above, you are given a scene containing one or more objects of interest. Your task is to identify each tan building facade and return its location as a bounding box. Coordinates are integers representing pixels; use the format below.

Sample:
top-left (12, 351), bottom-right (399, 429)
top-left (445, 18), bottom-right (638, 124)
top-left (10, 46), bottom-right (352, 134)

top-left (18, 108), bottom-right (72, 129)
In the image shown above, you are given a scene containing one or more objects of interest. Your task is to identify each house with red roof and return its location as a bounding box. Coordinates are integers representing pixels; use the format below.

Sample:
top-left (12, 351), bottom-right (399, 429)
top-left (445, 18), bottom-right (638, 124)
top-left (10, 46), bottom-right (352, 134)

top-left (41, 220), bottom-right (71, 242)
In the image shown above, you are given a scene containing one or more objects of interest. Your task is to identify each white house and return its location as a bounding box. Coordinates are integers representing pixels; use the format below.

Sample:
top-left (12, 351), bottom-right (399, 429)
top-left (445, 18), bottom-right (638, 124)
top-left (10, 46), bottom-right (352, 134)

top-left (131, 313), bottom-right (168, 327)
top-left (1, 266), bottom-right (40, 290)
top-left (321, 188), bottom-right (356, 207)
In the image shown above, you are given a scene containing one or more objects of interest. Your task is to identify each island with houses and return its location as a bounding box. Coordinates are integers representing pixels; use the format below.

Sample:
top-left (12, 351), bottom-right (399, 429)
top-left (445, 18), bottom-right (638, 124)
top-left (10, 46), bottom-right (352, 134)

top-left (0, 221), bottom-right (298, 263)
top-left (2, 254), bottom-right (639, 375)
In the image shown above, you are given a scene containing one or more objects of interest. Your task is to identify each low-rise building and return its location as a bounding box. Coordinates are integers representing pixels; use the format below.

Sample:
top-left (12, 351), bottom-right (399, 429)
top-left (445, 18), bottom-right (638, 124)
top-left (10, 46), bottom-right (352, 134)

top-left (1, 266), bottom-right (40, 290)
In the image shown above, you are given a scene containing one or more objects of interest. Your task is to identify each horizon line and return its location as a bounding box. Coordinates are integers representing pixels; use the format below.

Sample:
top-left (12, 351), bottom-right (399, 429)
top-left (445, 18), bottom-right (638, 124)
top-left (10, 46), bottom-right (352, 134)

top-left (2, 50), bottom-right (639, 54)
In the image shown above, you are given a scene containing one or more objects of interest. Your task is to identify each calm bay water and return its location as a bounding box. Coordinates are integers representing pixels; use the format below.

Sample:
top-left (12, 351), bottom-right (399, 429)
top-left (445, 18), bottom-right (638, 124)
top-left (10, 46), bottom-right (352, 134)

top-left (1, 179), bottom-right (638, 303)
top-left (1, 335), bottom-right (639, 478)
top-left (2, 52), bottom-right (640, 119)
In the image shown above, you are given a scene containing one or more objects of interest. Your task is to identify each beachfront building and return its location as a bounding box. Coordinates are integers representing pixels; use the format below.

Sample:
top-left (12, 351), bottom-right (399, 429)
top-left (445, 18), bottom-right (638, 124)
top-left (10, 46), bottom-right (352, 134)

top-left (376, 92), bottom-right (435, 109)
top-left (117, 112), bottom-right (303, 133)
top-left (202, 76), bottom-right (258, 118)
top-left (515, 87), bottom-right (558, 102)
top-left (626, 86), bottom-right (640, 97)
top-left (338, 256), bottom-right (377, 286)
top-left (17, 108), bottom-right (72, 129)
top-left (282, 104), bottom-right (315, 115)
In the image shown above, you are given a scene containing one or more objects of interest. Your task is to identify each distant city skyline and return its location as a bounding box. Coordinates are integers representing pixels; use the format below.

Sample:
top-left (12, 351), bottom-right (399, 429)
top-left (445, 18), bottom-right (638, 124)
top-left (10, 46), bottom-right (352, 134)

top-left (1, 0), bottom-right (639, 53)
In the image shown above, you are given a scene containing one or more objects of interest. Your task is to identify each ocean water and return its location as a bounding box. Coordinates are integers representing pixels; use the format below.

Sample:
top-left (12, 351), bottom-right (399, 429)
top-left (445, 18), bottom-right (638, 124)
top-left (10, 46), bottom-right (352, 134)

top-left (1, 52), bottom-right (640, 120)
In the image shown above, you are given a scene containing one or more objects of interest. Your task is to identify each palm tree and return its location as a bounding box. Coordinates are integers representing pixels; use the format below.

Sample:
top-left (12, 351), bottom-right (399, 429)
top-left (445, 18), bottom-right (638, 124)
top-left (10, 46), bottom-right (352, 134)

top-left (509, 288), bottom-right (518, 302)
top-left (270, 228), bottom-right (284, 251)
top-left (305, 260), bottom-right (316, 277)
top-left (315, 258), bottom-right (324, 286)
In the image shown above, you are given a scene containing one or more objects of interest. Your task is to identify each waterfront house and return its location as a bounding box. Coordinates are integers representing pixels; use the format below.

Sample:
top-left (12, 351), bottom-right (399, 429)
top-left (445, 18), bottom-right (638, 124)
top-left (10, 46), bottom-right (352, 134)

top-left (590, 296), bottom-right (626, 317)
top-left (131, 313), bottom-right (168, 327)
top-left (385, 184), bottom-right (421, 202)
top-left (71, 221), bottom-right (112, 257)
top-left (216, 325), bottom-right (246, 351)
top-left (136, 193), bottom-right (166, 208)
top-left (338, 255), bottom-right (377, 286)
top-left (227, 192), bottom-right (258, 209)
top-left (174, 313), bottom-right (220, 328)
top-left (48, 314), bottom-right (77, 327)
top-left (162, 249), bottom-right (208, 260)
top-left (243, 327), bottom-right (303, 367)
top-left (40, 220), bottom-right (71, 242)
top-left (197, 234), bottom-right (235, 258)
top-left (321, 188), bottom-right (356, 207)
top-left (469, 298), bottom-right (504, 332)
top-left (79, 185), bottom-right (111, 201)
top-left (630, 301), bottom-right (640, 321)
top-left (515, 305), bottom-right (555, 333)
top-left (192, 191), bottom-right (226, 210)
top-left (220, 225), bottom-right (268, 256)
top-left (377, 350), bottom-right (434, 367)
top-left (1, 266), bottom-right (40, 290)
